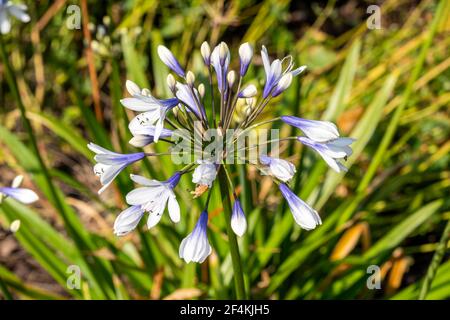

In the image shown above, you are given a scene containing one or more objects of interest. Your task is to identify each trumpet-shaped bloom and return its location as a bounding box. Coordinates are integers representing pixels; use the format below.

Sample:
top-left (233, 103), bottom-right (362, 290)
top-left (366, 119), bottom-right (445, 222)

top-left (121, 80), bottom-right (178, 142)
top-left (87, 143), bottom-right (145, 194)
top-left (129, 123), bottom-right (173, 147)
top-left (179, 210), bottom-right (212, 263)
top-left (231, 199), bottom-right (247, 237)
top-left (0, 175), bottom-right (38, 204)
top-left (279, 183), bottom-right (321, 230)
top-left (281, 116), bottom-right (340, 142)
top-left (126, 172), bottom-right (181, 229)
top-left (192, 161), bottom-right (217, 187)
top-left (175, 82), bottom-right (204, 118)
top-left (157, 45), bottom-right (185, 77)
top-left (298, 137), bottom-right (355, 173)
top-left (0, 1), bottom-right (30, 34)
top-left (113, 205), bottom-right (145, 236)
top-left (261, 46), bottom-right (306, 98)
top-left (260, 155), bottom-right (296, 182)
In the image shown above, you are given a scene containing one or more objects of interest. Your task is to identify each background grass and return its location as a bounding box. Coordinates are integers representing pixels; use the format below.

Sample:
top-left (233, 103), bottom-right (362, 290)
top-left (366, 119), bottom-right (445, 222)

top-left (0, 0), bottom-right (449, 300)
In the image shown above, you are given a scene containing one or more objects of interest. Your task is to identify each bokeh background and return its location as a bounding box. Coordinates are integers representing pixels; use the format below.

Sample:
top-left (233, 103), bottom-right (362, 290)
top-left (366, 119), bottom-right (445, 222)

top-left (0, 0), bottom-right (449, 300)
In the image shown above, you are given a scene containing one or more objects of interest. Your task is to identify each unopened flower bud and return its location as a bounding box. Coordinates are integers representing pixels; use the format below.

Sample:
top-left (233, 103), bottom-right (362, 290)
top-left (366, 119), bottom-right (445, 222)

top-left (219, 42), bottom-right (229, 66)
top-left (200, 41), bottom-right (211, 66)
top-left (272, 73), bottom-right (293, 97)
top-left (227, 70), bottom-right (236, 88)
top-left (239, 42), bottom-right (253, 76)
top-left (167, 74), bottom-right (176, 92)
top-left (186, 71), bottom-right (196, 87)
top-left (238, 84), bottom-right (257, 98)
top-left (198, 83), bottom-right (205, 98)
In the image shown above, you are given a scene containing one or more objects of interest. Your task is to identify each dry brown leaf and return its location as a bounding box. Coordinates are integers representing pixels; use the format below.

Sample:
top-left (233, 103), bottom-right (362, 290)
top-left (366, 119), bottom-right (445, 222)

top-left (330, 222), bottom-right (370, 261)
top-left (163, 288), bottom-right (203, 300)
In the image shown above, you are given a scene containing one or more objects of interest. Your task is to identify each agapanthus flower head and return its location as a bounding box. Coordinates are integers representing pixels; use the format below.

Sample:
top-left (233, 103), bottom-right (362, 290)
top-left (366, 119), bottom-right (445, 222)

top-left (0, 1), bottom-right (30, 34)
top-left (179, 210), bottom-right (212, 263)
top-left (88, 40), bottom-right (354, 264)
top-left (0, 175), bottom-right (38, 204)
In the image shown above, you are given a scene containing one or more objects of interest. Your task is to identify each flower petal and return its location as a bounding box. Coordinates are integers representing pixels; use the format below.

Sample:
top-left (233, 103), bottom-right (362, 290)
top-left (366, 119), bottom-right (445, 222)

top-left (0, 187), bottom-right (38, 204)
top-left (167, 194), bottom-right (180, 223)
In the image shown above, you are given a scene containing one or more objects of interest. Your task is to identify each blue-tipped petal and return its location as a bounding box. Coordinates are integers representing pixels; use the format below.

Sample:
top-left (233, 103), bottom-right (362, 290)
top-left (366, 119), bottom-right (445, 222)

top-left (157, 45), bottom-right (185, 77)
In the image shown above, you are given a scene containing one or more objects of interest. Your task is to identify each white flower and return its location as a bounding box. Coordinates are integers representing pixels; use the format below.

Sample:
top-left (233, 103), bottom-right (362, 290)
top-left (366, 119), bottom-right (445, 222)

top-left (298, 137), bottom-right (355, 173)
top-left (0, 1), bottom-right (30, 34)
top-left (192, 161), bottom-right (217, 187)
top-left (260, 155), bottom-right (296, 182)
top-left (121, 80), bottom-right (178, 142)
top-left (179, 211), bottom-right (212, 263)
top-left (113, 205), bottom-right (145, 236)
top-left (87, 142), bottom-right (145, 194)
top-left (0, 175), bottom-right (38, 204)
top-left (282, 116), bottom-right (339, 142)
top-left (279, 183), bottom-right (321, 230)
top-left (231, 199), bottom-right (247, 237)
top-left (126, 173), bottom-right (181, 229)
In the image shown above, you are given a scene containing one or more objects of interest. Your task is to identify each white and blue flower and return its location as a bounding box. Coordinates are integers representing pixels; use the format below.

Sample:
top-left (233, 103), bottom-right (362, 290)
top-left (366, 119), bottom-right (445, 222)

top-left (211, 42), bottom-right (230, 93)
top-left (121, 80), bottom-right (178, 142)
top-left (179, 210), bottom-right (212, 263)
top-left (0, 1), bottom-right (30, 34)
top-left (231, 198), bottom-right (247, 237)
top-left (192, 160), bottom-right (217, 187)
top-left (175, 82), bottom-right (204, 118)
top-left (87, 142), bottom-right (145, 194)
top-left (126, 172), bottom-right (181, 229)
top-left (279, 183), bottom-right (321, 230)
top-left (261, 46), bottom-right (306, 98)
top-left (239, 42), bottom-right (253, 76)
top-left (0, 175), bottom-right (38, 204)
top-left (113, 205), bottom-right (145, 236)
top-left (157, 45), bottom-right (185, 77)
top-left (298, 136), bottom-right (355, 173)
top-left (281, 116), bottom-right (340, 142)
top-left (129, 123), bottom-right (173, 148)
top-left (260, 155), bottom-right (296, 182)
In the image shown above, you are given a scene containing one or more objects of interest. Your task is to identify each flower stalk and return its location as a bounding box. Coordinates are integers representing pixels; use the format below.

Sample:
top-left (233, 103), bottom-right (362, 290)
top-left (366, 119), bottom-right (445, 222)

top-left (218, 166), bottom-right (246, 299)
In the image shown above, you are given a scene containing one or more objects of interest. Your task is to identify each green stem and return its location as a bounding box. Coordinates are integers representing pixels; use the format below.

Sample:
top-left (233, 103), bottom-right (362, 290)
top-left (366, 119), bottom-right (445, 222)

top-left (419, 218), bottom-right (450, 299)
top-left (218, 167), bottom-right (246, 299)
